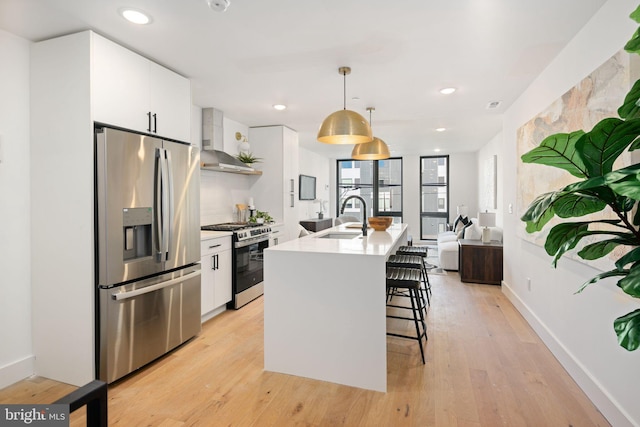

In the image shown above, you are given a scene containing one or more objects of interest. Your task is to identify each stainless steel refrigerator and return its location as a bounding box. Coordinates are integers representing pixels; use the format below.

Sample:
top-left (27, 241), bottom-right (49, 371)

top-left (95, 126), bottom-right (201, 383)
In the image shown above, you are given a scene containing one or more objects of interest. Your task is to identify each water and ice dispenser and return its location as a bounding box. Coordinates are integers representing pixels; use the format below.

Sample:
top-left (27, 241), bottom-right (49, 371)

top-left (122, 207), bottom-right (153, 261)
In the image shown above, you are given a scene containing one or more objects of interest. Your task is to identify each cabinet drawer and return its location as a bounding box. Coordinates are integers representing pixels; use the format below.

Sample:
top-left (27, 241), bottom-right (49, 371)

top-left (201, 237), bottom-right (231, 256)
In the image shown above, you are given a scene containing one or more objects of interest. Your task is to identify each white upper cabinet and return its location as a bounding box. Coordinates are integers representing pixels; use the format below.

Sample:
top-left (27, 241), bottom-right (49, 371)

top-left (147, 62), bottom-right (191, 141)
top-left (92, 33), bottom-right (191, 142)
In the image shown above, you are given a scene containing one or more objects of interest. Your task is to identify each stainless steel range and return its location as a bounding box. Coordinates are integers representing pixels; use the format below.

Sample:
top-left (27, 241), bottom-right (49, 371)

top-left (201, 222), bottom-right (271, 309)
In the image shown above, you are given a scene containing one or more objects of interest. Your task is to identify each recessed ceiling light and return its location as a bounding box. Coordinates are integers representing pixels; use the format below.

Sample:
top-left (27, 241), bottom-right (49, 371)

top-left (487, 100), bottom-right (502, 109)
top-left (273, 104), bottom-right (287, 111)
top-left (439, 87), bottom-right (456, 95)
top-left (435, 127), bottom-right (446, 132)
top-left (434, 148), bottom-right (441, 152)
top-left (207, 0), bottom-right (230, 12)
top-left (119, 8), bottom-right (151, 24)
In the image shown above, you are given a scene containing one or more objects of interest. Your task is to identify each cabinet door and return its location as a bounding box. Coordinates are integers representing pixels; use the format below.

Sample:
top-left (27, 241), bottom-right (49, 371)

top-left (283, 126), bottom-right (299, 193)
top-left (282, 127), bottom-right (299, 243)
top-left (148, 62), bottom-right (191, 142)
top-left (200, 252), bottom-right (216, 315)
top-left (92, 33), bottom-right (191, 142)
top-left (92, 34), bottom-right (149, 132)
top-left (213, 249), bottom-right (232, 306)
top-left (269, 225), bottom-right (285, 246)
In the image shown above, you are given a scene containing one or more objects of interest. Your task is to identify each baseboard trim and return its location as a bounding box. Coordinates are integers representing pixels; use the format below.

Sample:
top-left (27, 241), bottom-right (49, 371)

top-left (501, 281), bottom-right (635, 427)
top-left (0, 355), bottom-right (35, 389)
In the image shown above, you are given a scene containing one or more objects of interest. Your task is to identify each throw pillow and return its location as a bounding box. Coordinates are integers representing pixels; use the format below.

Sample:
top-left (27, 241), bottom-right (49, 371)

top-left (453, 215), bottom-right (469, 234)
top-left (463, 221), bottom-right (482, 240)
top-left (459, 220), bottom-right (474, 239)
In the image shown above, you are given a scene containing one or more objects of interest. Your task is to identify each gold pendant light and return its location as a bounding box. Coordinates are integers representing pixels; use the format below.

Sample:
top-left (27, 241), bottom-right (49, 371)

top-left (317, 67), bottom-right (373, 145)
top-left (351, 107), bottom-right (390, 160)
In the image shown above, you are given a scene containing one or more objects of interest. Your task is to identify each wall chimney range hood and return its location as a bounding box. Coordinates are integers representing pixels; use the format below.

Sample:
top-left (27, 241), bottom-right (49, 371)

top-left (200, 107), bottom-right (259, 174)
top-left (200, 149), bottom-right (255, 173)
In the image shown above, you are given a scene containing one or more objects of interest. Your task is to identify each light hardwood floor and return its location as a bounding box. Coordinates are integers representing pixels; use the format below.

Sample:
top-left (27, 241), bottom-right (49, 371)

top-left (0, 272), bottom-right (610, 426)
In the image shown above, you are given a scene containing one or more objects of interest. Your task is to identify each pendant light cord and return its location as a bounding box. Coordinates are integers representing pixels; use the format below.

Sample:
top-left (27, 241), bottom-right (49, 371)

top-left (343, 70), bottom-right (347, 110)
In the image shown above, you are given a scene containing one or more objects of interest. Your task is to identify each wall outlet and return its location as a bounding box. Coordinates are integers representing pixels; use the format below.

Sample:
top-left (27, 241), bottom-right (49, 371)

top-left (527, 277), bottom-right (531, 291)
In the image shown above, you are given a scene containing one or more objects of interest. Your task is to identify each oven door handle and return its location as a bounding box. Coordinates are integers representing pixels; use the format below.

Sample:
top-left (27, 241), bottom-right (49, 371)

top-left (111, 270), bottom-right (201, 301)
top-left (235, 235), bottom-right (270, 248)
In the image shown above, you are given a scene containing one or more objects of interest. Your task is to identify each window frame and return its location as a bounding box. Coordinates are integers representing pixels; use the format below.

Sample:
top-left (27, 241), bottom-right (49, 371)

top-left (419, 155), bottom-right (450, 241)
top-left (336, 157), bottom-right (403, 222)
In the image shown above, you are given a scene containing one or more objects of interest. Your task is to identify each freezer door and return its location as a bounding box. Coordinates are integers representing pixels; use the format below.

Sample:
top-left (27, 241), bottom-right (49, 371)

top-left (162, 139), bottom-right (200, 270)
top-left (96, 127), bottom-right (163, 286)
top-left (98, 265), bottom-right (201, 383)
top-left (95, 127), bottom-right (200, 287)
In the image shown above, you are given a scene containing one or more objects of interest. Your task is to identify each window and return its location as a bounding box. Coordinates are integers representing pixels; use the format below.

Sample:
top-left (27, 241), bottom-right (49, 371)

top-left (420, 155), bottom-right (449, 240)
top-left (337, 158), bottom-right (403, 223)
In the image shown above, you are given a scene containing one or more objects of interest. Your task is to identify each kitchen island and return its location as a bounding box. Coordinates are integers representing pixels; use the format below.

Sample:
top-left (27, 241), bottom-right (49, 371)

top-left (263, 222), bottom-right (408, 392)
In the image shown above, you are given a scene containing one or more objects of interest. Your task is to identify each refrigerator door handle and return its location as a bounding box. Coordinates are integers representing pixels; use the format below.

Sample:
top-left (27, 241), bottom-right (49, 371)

top-left (158, 148), bottom-right (170, 261)
top-left (164, 149), bottom-right (174, 261)
top-left (154, 147), bottom-right (164, 262)
top-left (111, 270), bottom-right (201, 301)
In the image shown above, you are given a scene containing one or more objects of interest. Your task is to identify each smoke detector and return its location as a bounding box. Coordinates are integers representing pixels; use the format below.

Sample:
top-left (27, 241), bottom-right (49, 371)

top-left (207, 0), bottom-right (230, 12)
top-left (486, 100), bottom-right (502, 109)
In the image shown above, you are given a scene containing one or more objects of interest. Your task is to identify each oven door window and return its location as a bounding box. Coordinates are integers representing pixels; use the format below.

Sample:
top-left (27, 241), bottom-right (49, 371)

top-left (235, 239), bottom-right (267, 293)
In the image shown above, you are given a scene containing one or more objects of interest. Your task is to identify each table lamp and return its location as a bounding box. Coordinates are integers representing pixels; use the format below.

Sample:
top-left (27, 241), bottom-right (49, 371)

top-left (478, 212), bottom-right (496, 243)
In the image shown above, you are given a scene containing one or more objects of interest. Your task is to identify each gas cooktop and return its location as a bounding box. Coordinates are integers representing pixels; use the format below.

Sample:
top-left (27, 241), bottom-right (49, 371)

top-left (201, 222), bottom-right (272, 241)
top-left (201, 222), bottom-right (255, 232)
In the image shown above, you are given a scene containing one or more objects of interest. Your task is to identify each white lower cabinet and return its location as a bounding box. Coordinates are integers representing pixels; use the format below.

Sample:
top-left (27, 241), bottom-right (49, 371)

top-left (200, 236), bottom-right (232, 319)
top-left (269, 224), bottom-right (285, 246)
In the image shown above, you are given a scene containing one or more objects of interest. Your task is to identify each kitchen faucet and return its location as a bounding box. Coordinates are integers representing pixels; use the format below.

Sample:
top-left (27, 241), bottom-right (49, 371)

top-left (340, 195), bottom-right (368, 237)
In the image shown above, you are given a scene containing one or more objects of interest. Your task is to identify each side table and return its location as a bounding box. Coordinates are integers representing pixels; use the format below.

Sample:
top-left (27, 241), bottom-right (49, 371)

top-left (458, 239), bottom-right (503, 285)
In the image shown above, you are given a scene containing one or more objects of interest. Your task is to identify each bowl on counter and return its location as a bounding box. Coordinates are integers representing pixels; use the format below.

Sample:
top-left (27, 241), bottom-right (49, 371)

top-left (368, 216), bottom-right (392, 231)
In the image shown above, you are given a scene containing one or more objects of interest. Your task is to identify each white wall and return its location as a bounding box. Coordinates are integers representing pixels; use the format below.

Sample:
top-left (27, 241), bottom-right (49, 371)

top-left (500, 1), bottom-right (639, 425)
top-left (298, 147), bottom-right (331, 220)
top-left (0, 30), bottom-right (34, 388)
top-left (477, 132), bottom-right (503, 225)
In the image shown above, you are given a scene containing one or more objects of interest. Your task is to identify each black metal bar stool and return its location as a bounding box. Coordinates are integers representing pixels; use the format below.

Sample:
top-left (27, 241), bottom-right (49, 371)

top-left (386, 267), bottom-right (427, 364)
top-left (387, 254), bottom-right (430, 310)
top-left (396, 245), bottom-right (433, 298)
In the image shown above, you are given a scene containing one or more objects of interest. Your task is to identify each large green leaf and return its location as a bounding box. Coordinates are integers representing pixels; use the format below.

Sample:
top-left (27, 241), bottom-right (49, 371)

top-left (609, 173), bottom-right (640, 200)
top-left (575, 118), bottom-right (640, 177)
top-left (616, 247), bottom-right (640, 270)
top-left (521, 131), bottom-right (587, 178)
top-left (525, 208), bottom-right (554, 233)
top-left (547, 223), bottom-right (629, 266)
top-left (618, 79), bottom-right (640, 119)
top-left (617, 263), bottom-right (640, 298)
top-left (552, 193), bottom-right (606, 218)
top-left (520, 191), bottom-right (607, 233)
top-left (521, 191), bottom-right (557, 231)
top-left (634, 202), bottom-right (640, 226)
top-left (545, 222), bottom-right (589, 258)
top-left (578, 239), bottom-right (625, 261)
top-left (614, 309), bottom-right (640, 351)
top-left (562, 164), bottom-right (640, 194)
top-left (577, 269), bottom-right (628, 293)
top-left (631, 4), bottom-right (640, 23)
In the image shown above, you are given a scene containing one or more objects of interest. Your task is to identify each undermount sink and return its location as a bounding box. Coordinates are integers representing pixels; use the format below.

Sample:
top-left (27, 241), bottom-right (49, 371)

top-left (317, 232), bottom-right (362, 240)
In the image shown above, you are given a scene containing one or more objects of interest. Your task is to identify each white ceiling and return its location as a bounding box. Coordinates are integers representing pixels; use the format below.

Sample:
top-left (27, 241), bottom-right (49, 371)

top-left (0, 0), bottom-right (608, 158)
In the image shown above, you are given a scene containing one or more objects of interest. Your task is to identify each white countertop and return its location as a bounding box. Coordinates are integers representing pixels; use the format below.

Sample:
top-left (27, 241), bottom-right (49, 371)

top-left (266, 222), bottom-right (408, 256)
top-left (200, 230), bottom-right (233, 240)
